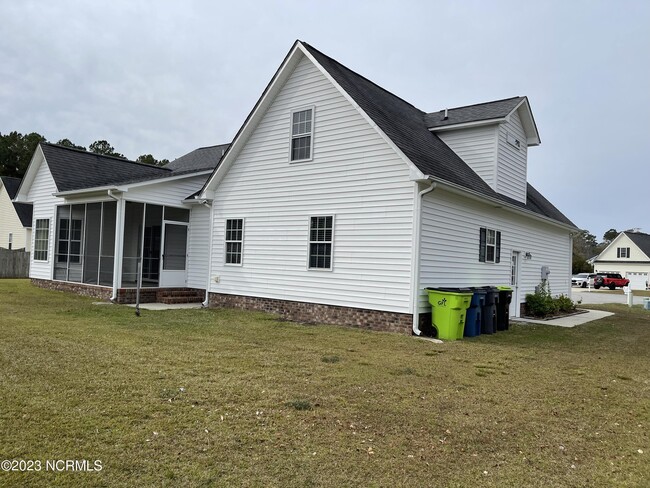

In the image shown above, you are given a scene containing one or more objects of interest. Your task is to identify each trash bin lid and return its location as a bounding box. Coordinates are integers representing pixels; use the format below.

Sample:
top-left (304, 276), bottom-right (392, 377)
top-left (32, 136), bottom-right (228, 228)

top-left (496, 285), bottom-right (513, 291)
top-left (425, 287), bottom-right (472, 294)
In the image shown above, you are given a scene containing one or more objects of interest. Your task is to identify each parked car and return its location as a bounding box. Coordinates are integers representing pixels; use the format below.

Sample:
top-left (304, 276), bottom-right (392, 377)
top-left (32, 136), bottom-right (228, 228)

top-left (593, 273), bottom-right (630, 290)
top-left (572, 273), bottom-right (597, 288)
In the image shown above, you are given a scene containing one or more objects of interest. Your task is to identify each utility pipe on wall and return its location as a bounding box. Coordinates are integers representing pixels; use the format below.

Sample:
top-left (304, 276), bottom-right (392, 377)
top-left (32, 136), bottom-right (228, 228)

top-left (411, 179), bottom-right (436, 336)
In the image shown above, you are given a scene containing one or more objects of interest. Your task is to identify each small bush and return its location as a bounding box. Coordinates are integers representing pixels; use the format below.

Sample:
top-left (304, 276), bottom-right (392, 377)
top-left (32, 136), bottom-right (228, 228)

top-left (525, 282), bottom-right (576, 317)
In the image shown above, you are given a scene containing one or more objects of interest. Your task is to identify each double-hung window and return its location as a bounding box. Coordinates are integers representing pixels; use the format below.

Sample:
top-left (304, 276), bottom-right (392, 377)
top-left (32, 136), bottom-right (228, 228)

top-left (290, 108), bottom-right (314, 162)
top-left (309, 216), bottom-right (333, 270)
top-left (479, 227), bottom-right (501, 263)
top-left (225, 219), bottom-right (244, 265)
top-left (617, 247), bottom-right (630, 258)
top-left (34, 219), bottom-right (50, 261)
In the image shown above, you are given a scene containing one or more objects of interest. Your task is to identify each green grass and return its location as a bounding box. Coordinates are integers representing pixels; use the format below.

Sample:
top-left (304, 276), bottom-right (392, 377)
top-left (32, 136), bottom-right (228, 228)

top-left (1, 279), bottom-right (649, 487)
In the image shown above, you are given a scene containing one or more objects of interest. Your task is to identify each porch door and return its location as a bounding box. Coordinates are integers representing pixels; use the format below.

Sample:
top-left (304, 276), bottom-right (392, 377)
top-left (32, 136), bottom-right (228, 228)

top-left (159, 222), bottom-right (188, 287)
top-left (510, 251), bottom-right (521, 317)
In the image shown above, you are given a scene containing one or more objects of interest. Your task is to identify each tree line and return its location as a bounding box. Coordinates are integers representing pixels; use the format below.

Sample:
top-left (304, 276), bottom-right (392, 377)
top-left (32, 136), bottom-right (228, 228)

top-left (0, 131), bottom-right (169, 179)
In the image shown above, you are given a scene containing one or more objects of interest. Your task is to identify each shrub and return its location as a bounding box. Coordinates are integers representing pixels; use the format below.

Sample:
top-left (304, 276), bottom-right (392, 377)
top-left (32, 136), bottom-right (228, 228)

top-left (525, 282), bottom-right (577, 317)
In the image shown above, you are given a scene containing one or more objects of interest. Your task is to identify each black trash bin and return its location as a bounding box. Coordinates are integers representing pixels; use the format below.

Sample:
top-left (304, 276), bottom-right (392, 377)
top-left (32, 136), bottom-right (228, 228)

top-left (480, 286), bottom-right (499, 334)
top-left (496, 286), bottom-right (513, 331)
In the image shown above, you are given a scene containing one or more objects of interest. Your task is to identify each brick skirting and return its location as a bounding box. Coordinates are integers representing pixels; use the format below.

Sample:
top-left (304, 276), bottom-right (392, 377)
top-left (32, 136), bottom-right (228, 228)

top-left (31, 279), bottom-right (204, 304)
top-left (208, 292), bottom-right (413, 334)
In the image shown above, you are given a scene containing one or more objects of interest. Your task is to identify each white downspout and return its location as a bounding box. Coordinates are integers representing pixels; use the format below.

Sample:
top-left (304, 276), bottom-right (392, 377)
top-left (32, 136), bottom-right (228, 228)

top-left (107, 189), bottom-right (124, 302)
top-left (202, 200), bottom-right (214, 307)
top-left (411, 179), bottom-right (436, 335)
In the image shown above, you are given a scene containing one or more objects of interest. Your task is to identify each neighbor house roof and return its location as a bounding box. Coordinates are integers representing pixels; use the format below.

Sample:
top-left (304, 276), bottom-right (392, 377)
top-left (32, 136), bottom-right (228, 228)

top-left (1, 176), bottom-right (33, 227)
top-left (165, 143), bottom-right (230, 172)
top-left (625, 231), bottom-right (650, 258)
top-left (424, 97), bottom-right (525, 128)
top-left (300, 42), bottom-right (574, 228)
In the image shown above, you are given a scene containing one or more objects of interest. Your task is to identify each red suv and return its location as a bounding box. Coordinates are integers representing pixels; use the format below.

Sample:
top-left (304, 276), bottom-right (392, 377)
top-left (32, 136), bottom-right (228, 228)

top-left (593, 273), bottom-right (630, 290)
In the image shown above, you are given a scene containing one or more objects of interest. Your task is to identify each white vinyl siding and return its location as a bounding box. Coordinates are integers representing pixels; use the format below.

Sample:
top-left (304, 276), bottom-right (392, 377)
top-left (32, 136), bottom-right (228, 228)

top-left (418, 189), bottom-right (572, 315)
top-left (186, 204), bottom-right (210, 289)
top-left (437, 125), bottom-right (498, 189)
top-left (496, 109), bottom-right (528, 203)
top-left (0, 185), bottom-right (29, 250)
top-left (124, 175), bottom-right (209, 207)
top-left (209, 55), bottom-right (414, 313)
top-left (27, 159), bottom-right (59, 279)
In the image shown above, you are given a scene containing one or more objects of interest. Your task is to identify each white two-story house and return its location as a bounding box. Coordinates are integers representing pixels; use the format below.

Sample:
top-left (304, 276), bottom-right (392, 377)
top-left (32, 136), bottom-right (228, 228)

top-left (197, 40), bottom-right (577, 334)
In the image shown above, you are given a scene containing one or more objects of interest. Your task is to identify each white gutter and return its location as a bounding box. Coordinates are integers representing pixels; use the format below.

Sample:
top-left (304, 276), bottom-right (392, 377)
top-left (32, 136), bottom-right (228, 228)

top-left (202, 200), bottom-right (215, 307)
top-left (411, 179), bottom-right (436, 336)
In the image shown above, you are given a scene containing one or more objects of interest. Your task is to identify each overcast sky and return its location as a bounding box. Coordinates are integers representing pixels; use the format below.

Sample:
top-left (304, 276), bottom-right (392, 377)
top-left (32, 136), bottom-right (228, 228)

top-left (1, 0), bottom-right (648, 240)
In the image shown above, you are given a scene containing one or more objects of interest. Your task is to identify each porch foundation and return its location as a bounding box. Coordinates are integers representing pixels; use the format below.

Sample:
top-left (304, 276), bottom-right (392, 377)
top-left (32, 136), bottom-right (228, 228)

top-left (208, 292), bottom-right (413, 334)
top-left (31, 279), bottom-right (204, 304)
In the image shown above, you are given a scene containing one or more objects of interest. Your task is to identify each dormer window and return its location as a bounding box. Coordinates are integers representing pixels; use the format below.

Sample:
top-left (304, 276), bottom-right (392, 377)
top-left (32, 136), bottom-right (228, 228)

top-left (290, 108), bottom-right (314, 162)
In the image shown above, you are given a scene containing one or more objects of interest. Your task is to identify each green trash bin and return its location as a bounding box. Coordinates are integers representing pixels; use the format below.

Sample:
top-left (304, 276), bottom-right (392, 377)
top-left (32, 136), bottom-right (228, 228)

top-left (425, 288), bottom-right (473, 340)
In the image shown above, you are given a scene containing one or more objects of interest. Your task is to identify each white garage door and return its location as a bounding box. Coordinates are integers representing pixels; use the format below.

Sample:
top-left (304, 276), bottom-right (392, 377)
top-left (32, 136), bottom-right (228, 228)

top-left (627, 272), bottom-right (649, 290)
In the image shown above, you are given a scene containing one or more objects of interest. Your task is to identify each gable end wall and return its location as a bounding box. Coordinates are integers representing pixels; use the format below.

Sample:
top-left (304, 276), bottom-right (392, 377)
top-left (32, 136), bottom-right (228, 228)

top-left (208, 55), bottom-right (415, 313)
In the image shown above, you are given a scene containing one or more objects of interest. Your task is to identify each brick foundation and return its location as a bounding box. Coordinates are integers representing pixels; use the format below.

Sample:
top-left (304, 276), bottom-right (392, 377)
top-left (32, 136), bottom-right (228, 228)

top-left (31, 279), bottom-right (204, 305)
top-left (208, 292), bottom-right (413, 334)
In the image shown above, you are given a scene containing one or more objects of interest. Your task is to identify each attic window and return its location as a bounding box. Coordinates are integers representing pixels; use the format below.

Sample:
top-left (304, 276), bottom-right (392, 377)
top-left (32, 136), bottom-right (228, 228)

top-left (290, 108), bottom-right (314, 162)
top-left (617, 247), bottom-right (630, 258)
top-left (506, 133), bottom-right (521, 150)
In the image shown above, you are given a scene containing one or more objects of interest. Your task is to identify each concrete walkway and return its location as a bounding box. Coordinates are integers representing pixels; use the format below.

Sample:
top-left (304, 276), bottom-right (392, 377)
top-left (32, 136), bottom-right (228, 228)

top-left (513, 309), bottom-right (615, 328)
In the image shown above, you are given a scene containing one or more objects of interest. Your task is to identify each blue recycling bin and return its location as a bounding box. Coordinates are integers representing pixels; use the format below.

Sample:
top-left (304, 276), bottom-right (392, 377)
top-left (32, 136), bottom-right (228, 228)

top-left (464, 288), bottom-right (486, 337)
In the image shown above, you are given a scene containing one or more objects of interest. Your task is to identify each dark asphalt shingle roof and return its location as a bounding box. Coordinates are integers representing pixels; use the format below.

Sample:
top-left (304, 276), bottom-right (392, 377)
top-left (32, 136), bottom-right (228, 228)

top-left (165, 143), bottom-right (230, 172)
top-left (424, 97), bottom-right (524, 128)
top-left (1, 176), bottom-right (32, 227)
top-left (41, 143), bottom-right (172, 192)
top-left (301, 42), bottom-right (575, 228)
top-left (13, 202), bottom-right (33, 227)
top-left (1, 176), bottom-right (21, 198)
top-left (625, 232), bottom-right (650, 258)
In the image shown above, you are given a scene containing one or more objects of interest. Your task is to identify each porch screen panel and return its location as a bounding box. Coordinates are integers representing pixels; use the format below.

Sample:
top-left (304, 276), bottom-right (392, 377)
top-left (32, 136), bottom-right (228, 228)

top-left (122, 202), bottom-right (144, 287)
top-left (99, 201), bottom-right (116, 286)
top-left (143, 204), bottom-right (162, 285)
top-left (54, 206), bottom-right (70, 280)
top-left (67, 205), bottom-right (85, 282)
top-left (83, 203), bottom-right (102, 284)
top-left (163, 224), bottom-right (187, 270)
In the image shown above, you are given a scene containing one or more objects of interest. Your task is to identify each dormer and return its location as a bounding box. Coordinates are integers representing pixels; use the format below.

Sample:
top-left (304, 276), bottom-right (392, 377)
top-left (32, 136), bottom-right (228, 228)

top-left (425, 97), bottom-right (540, 203)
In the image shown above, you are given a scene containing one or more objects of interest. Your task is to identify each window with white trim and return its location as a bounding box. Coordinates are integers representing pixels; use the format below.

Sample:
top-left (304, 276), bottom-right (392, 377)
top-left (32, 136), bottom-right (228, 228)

top-left (290, 108), bottom-right (313, 162)
top-left (617, 247), bottom-right (630, 258)
top-left (225, 219), bottom-right (244, 265)
top-left (479, 227), bottom-right (501, 263)
top-left (8, 233), bottom-right (12, 250)
top-left (309, 216), bottom-right (333, 269)
top-left (34, 219), bottom-right (49, 261)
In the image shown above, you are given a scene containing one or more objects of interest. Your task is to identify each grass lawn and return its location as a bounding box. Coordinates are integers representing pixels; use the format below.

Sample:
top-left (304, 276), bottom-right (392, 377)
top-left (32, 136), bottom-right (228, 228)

top-left (1, 280), bottom-right (649, 487)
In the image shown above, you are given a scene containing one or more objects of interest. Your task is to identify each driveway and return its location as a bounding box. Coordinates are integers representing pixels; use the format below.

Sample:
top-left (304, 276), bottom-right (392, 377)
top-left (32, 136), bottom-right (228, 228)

top-left (572, 288), bottom-right (647, 305)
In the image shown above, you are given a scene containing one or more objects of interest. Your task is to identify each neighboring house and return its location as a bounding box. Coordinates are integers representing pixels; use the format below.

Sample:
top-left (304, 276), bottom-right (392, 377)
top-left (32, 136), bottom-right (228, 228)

top-left (594, 231), bottom-right (650, 290)
top-left (0, 176), bottom-right (33, 251)
top-left (197, 40), bottom-right (577, 334)
top-left (14, 143), bottom-right (228, 302)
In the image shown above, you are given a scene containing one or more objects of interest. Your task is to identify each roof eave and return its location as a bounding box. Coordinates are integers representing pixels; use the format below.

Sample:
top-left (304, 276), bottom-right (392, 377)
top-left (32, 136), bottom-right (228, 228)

top-left (428, 118), bottom-right (505, 132)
